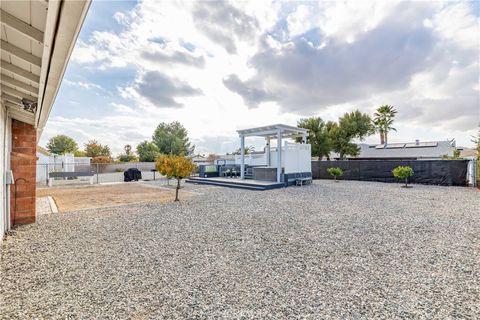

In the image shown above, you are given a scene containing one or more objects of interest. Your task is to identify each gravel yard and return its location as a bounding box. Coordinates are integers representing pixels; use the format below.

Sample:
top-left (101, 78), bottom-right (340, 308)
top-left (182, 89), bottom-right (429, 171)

top-left (1, 180), bottom-right (479, 319)
top-left (36, 183), bottom-right (186, 212)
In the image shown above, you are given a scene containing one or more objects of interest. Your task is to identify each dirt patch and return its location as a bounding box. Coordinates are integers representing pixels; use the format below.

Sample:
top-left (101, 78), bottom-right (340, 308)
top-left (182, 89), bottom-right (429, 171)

top-left (37, 183), bottom-right (189, 212)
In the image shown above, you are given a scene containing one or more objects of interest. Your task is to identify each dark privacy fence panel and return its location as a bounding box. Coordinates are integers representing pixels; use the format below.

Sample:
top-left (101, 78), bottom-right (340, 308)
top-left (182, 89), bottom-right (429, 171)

top-left (312, 160), bottom-right (469, 186)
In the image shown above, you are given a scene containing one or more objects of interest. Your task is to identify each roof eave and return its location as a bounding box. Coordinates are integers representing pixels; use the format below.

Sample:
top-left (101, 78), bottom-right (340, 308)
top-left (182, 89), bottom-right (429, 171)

top-left (35, 0), bottom-right (91, 139)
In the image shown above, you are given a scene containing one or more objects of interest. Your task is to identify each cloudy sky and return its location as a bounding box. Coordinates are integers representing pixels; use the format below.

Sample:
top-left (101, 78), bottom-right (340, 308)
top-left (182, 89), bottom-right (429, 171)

top-left (40, 0), bottom-right (479, 155)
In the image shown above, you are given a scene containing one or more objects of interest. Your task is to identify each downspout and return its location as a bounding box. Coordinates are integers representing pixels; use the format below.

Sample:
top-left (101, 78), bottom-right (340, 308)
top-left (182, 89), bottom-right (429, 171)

top-left (3, 108), bottom-right (10, 233)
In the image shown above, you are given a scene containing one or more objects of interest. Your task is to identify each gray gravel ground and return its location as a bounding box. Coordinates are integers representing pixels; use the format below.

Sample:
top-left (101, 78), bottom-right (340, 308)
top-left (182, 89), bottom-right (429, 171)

top-left (1, 180), bottom-right (479, 319)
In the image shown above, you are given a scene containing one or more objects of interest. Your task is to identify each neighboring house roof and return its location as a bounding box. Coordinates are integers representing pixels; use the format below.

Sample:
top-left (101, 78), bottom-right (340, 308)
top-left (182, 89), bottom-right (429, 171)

top-left (217, 154), bottom-right (236, 160)
top-left (352, 140), bottom-right (456, 159)
top-left (37, 146), bottom-right (51, 156)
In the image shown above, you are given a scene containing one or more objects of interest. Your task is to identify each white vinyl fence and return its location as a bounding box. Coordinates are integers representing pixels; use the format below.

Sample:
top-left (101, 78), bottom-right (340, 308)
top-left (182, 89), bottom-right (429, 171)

top-left (284, 142), bottom-right (311, 174)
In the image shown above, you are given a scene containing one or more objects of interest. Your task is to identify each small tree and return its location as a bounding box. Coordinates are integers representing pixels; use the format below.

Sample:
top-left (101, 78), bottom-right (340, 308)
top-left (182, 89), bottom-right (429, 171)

top-left (118, 144), bottom-right (138, 162)
top-left (392, 166), bottom-right (414, 187)
top-left (156, 154), bottom-right (173, 185)
top-left (92, 156), bottom-right (112, 163)
top-left (85, 140), bottom-right (111, 158)
top-left (297, 117), bottom-right (332, 159)
top-left (74, 150), bottom-right (87, 157)
top-left (152, 121), bottom-right (193, 156)
top-left (327, 167), bottom-right (343, 182)
top-left (156, 155), bottom-right (196, 201)
top-left (46, 135), bottom-right (78, 154)
top-left (136, 141), bottom-right (160, 162)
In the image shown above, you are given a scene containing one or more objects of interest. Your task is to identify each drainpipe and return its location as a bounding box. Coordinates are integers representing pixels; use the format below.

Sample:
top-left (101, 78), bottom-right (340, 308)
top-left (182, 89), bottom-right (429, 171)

top-left (3, 110), bottom-right (11, 232)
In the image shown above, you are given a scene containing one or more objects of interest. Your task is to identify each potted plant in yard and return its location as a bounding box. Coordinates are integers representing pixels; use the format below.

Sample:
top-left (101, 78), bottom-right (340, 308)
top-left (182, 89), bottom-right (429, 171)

top-left (327, 167), bottom-right (343, 182)
top-left (392, 165), bottom-right (414, 187)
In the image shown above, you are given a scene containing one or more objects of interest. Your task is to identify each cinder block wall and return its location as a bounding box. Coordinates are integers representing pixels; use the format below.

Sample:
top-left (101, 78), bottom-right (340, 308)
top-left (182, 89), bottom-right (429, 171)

top-left (10, 120), bottom-right (37, 225)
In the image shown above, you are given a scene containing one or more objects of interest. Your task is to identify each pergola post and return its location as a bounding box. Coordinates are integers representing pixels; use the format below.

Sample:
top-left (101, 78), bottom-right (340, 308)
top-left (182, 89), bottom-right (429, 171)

top-left (276, 129), bottom-right (282, 183)
top-left (240, 134), bottom-right (245, 179)
top-left (266, 137), bottom-right (271, 166)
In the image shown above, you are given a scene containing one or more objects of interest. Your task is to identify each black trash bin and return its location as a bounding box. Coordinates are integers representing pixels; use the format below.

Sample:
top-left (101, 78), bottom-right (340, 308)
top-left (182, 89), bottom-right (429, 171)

top-left (124, 168), bottom-right (142, 182)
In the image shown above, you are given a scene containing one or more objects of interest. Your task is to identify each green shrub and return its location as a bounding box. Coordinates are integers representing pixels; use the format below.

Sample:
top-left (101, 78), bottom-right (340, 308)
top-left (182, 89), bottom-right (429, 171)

top-left (117, 154), bottom-right (138, 162)
top-left (392, 166), bottom-right (414, 187)
top-left (327, 167), bottom-right (343, 181)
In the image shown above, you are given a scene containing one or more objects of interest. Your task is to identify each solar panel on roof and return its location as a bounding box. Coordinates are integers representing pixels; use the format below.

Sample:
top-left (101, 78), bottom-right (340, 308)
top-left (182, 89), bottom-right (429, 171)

top-left (424, 142), bottom-right (438, 147)
top-left (405, 142), bottom-right (438, 148)
top-left (385, 143), bottom-right (405, 149)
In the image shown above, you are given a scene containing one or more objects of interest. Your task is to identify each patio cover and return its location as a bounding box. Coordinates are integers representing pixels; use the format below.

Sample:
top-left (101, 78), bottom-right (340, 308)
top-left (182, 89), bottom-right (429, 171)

top-left (237, 124), bottom-right (308, 139)
top-left (237, 124), bottom-right (309, 182)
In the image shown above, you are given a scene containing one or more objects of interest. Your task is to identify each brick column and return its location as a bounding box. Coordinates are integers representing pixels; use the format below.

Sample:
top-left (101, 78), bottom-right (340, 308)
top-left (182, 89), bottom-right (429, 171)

top-left (10, 120), bottom-right (37, 225)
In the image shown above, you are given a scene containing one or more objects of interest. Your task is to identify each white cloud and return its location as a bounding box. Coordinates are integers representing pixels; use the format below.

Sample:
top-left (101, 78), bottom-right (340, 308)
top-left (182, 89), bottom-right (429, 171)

top-left (111, 102), bottom-right (134, 114)
top-left (64, 79), bottom-right (103, 91)
top-left (45, 0), bottom-right (479, 153)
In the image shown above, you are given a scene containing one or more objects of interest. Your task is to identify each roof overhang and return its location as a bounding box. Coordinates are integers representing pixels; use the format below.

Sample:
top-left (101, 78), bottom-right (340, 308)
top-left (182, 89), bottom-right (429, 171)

top-left (0, 0), bottom-right (90, 139)
top-left (237, 124), bottom-right (308, 139)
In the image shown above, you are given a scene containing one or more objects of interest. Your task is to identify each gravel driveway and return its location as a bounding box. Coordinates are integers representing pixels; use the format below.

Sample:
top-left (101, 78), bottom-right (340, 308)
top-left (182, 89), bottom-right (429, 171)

top-left (1, 181), bottom-right (479, 319)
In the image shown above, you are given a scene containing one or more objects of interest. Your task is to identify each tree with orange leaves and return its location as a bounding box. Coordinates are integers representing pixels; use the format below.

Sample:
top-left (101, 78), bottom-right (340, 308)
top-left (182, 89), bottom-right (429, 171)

top-left (156, 155), bottom-right (196, 201)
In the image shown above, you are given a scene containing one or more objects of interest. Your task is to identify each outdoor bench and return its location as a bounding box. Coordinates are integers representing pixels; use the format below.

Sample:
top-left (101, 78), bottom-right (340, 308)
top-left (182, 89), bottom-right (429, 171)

top-left (295, 177), bottom-right (311, 186)
top-left (294, 173), bottom-right (312, 186)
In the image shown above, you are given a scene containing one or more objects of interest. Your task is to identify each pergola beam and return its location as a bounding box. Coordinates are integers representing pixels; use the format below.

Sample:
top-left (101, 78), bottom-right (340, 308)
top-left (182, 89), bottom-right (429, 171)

top-left (0, 60), bottom-right (40, 83)
top-left (239, 129), bottom-right (281, 137)
top-left (1, 74), bottom-right (38, 96)
top-left (0, 9), bottom-right (44, 43)
top-left (237, 124), bottom-right (308, 137)
top-left (1, 40), bottom-right (42, 67)
top-left (2, 84), bottom-right (37, 102)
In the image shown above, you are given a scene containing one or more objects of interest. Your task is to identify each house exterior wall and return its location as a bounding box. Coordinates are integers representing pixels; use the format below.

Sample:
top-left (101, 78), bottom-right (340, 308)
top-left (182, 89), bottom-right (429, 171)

top-left (10, 120), bottom-right (37, 225)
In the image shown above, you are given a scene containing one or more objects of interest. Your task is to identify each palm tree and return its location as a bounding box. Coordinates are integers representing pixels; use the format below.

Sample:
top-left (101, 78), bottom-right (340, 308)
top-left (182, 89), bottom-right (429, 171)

top-left (373, 105), bottom-right (398, 144)
top-left (233, 146), bottom-right (255, 155)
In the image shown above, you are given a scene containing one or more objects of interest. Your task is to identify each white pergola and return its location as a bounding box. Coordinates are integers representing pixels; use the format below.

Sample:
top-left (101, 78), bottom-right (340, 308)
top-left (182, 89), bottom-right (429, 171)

top-left (237, 124), bottom-right (308, 183)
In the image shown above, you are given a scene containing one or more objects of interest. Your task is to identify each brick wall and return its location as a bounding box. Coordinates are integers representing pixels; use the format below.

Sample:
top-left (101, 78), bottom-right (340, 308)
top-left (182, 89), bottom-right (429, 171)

top-left (10, 120), bottom-right (37, 225)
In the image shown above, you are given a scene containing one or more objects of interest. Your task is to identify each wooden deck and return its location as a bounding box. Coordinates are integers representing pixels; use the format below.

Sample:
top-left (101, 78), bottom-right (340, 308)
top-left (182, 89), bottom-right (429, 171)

top-left (186, 177), bottom-right (285, 190)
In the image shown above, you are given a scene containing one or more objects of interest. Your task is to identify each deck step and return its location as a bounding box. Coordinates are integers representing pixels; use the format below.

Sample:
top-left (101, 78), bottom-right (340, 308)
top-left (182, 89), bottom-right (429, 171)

top-left (185, 178), bottom-right (283, 191)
